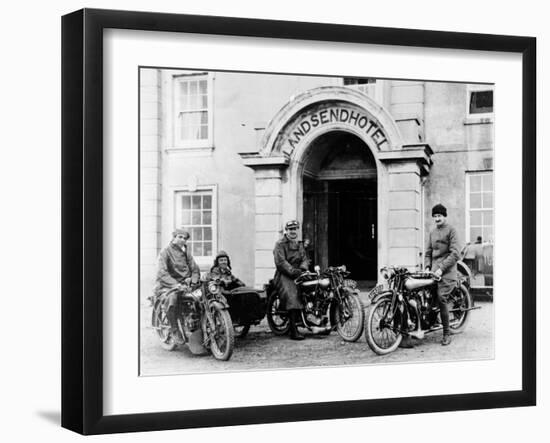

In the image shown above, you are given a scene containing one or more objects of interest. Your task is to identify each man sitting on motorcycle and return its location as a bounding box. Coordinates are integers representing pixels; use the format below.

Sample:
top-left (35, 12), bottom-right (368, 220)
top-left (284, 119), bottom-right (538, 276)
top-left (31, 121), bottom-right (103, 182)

top-left (273, 220), bottom-right (311, 340)
top-left (154, 228), bottom-right (200, 344)
top-left (424, 203), bottom-right (461, 346)
top-left (207, 250), bottom-right (245, 291)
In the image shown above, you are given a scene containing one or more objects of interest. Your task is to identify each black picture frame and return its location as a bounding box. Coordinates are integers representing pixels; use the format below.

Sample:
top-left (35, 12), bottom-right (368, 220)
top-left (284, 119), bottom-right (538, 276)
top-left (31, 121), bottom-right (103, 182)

top-left (61, 8), bottom-right (536, 435)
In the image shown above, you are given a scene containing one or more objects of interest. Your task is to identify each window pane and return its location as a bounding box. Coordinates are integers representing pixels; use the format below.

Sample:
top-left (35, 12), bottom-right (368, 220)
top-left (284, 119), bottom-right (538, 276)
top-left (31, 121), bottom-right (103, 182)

top-left (203, 210), bottom-right (212, 225)
top-left (191, 211), bottom-right (201, 224)
top-left (201, 94), bottom-right (208, 108)
top-left (470, 90), bottom-right (493, 114)
top-left (200, 126), bottom-right (208, 139)
top-left (470, 175), bottom-right (482, 192)
top-left (203, 227), bottom-right (212, 240)
top-left (192, 242), bottom-right (203, 256)
top-left (191, 227), bottom-right (202, 241)
top-left (470, 193), bottom-right (481, 209)
top-left (204, 242), bottom-right (212, 257)
top-left (192, 196), bottom-right (201, 209)
top-left (470, 211), bottom-right (482, 226)
top-left (483, 227), bottom-right (494, 243)
top-left (482, 193), bottom-right (493, 208)
top-left (181, 210), bottom-right (191, 225)
top-left (482, 173), bottom-right (493, 190)
top-left (181, 196), bottom-right (191, 209)
top-left (203, 195), bottom-right (212, 209)
top-left (200, 111), bottom-right (208, 124)
top-left (482, 210), bottom-right (493, 226)
top-left (199, 80), bottom-right (207, 94)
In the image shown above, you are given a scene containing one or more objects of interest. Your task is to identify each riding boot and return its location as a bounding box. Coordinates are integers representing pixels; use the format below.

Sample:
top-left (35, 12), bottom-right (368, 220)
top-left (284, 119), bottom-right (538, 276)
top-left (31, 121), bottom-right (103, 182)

top-left (289, 310), bottom-right (305, 340)
top-left (439, 301), bottom-right (452, 346)
top-left (166, 307), bottom-right (184, 344)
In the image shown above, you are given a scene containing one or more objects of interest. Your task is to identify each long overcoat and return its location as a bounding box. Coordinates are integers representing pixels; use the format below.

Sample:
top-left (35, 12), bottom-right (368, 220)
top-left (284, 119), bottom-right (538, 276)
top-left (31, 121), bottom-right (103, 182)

top-left (424, 222), bottom-right (461, 299)
top-left (273, 235), bottom-right (310, 310)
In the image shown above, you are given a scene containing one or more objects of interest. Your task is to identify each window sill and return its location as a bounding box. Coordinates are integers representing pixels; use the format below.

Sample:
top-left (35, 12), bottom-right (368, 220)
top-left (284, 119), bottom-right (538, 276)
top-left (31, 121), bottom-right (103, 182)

top-left (463, 115), bottom-right (494, 126)
top-left (165, 145), bottom-right (214, 157)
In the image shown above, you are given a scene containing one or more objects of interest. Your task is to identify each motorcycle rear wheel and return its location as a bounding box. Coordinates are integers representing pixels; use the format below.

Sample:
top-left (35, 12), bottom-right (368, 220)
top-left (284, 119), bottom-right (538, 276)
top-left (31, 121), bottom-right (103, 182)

top-left (365, 297), bottom-right (402, 355)
top-left (207, 305), bottom-right (235, 361)
top-left (151, 302), bottom-right (178, 351)
top-left (335, 294), bottom-right (364, 342)
top-left (449, 284), bottom-right (473, 334)
top-left (266, 294), bottom-right (290, 336)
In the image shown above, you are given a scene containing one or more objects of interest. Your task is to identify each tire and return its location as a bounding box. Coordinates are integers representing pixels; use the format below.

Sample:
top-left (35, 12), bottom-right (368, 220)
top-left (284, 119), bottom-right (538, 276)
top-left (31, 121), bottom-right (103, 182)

top-left (207, 304), bottom-right (235, 361)
top-left (151, 302), bottom-right (177, 351)
top-left (266, 294), bottom-right (290, 336)
top-left (233, 323), bottom-right (251, 338)
top-left (335, 293), bottom-right (364, 342)
top-left (449, 284), bottom-right (473, 334)
top-left (365, 297), bottom-right (402, 355)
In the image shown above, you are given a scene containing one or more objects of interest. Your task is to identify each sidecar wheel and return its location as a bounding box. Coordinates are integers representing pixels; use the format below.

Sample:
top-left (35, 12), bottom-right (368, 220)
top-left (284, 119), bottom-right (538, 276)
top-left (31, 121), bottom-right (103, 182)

top-left (208, 305), bottom-right (234, 361)
top-left (151, 302), bottom-right (177, 351)
top-left (234, 323), bottom-right (251, 338)
top-left (266, 294), bottom-right (290, 336)
top-left (365, 298), bottom-right (402, 355)
top-left (449, 284), bottom-right (473, 334)
top-left (335, 293), bottom-right (365, 342)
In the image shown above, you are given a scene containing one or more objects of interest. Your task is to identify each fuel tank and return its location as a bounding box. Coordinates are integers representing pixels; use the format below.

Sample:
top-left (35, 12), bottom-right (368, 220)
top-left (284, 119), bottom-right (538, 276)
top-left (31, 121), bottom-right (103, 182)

top-left (300, 278), bottom-right (330, 288)
top-left (404, 278), bottom-right (434, 291)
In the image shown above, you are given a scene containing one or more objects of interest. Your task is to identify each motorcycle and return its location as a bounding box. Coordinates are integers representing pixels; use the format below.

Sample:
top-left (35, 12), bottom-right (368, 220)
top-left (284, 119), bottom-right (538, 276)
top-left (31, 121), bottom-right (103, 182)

top-left (266, 265), bottom-right (365, 342)
top-left (151, 279), bottom-right (235, 361)
top-left (214, 278), bottom-right (267, 338)
top-left (365, 266), bottom-right (479, 355)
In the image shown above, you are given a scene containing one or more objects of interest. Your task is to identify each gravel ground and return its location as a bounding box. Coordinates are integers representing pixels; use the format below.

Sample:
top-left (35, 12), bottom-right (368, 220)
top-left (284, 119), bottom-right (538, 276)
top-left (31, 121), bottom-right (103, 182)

top-left (139, 298), bottom-right (494, 376)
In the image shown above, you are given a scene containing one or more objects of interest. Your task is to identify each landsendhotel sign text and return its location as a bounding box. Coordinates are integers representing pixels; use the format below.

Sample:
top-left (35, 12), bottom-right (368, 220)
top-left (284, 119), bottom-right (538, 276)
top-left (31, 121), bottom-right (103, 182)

top-left (283, 107), bottom-right (389, 153)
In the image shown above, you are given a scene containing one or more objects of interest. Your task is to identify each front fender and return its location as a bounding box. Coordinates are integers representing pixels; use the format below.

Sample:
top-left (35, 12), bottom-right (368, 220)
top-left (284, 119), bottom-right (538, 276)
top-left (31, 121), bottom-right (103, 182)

top-left (209, 299), bottom-right (229, 310)
top-left (370, 290), bottom-right (395, 305)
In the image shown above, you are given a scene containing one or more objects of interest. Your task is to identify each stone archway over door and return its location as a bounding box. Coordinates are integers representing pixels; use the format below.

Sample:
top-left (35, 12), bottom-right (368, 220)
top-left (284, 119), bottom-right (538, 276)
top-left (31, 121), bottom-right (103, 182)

top-left (241, 87), bottom-right (433, 287)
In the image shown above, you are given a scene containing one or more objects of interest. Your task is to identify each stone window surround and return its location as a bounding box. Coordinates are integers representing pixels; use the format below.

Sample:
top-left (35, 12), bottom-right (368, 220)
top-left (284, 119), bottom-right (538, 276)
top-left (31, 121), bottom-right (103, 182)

top-left (161, 70), bottom-right (215, 153)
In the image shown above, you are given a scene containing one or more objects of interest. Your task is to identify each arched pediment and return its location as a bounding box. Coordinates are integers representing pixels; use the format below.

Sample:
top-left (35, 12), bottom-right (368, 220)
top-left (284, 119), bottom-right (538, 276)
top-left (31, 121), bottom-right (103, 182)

top-left (260, 86), bottom-right (404, 158)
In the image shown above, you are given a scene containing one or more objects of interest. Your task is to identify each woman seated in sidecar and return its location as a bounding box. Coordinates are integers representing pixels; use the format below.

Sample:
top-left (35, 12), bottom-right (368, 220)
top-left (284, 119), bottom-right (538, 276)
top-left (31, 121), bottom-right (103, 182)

top-left (207, 250), bottom-right (245, 290)
top-left (206, 250), bottom-right (266, 338)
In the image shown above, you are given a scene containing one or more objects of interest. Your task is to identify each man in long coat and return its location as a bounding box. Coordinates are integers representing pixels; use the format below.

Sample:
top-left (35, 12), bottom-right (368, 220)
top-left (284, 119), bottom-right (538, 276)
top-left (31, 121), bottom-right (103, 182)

top-left (155, 228), bottom-right (200, 344)
top-left (424, 203), bottom-right (461, 346)
top-left (273, 220), bottom-right (310, 340)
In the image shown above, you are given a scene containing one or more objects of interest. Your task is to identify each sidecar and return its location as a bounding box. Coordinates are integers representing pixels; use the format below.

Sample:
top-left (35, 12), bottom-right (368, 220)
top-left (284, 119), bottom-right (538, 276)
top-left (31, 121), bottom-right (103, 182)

top-left (223, 286), bottom-right (267, 338)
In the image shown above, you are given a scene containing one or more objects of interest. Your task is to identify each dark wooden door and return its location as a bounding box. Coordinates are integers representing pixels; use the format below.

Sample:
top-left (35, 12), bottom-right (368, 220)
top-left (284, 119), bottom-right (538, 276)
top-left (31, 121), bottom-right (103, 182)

top-left (328, 180), bottom-right (377, 281)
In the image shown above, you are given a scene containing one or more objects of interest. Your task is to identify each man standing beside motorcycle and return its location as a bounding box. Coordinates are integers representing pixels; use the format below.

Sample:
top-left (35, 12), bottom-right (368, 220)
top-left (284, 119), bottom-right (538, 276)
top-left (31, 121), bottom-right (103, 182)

top-left (424, 203), bottom-right (461, 346)
top-left (154, 228), bottom-right (201, 344)
top-left (273, 220), bottom-right (310, 340)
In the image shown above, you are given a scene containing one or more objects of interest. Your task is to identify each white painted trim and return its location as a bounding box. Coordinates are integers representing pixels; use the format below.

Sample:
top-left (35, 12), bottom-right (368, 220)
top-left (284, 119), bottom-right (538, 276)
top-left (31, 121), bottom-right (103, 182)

top-left (166, 71), bottom-right (215, 150)
top-left (168, 184), bottom-right (218, 268)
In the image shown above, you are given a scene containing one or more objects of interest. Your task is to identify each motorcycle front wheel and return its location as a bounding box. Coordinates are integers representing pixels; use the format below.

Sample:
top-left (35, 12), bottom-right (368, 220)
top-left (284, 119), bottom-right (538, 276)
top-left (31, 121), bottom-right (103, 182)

top-left (266, 294), bottom-right (290, 336)
top-left (207, 305), bottom-right (235, 361)
top-left (449, 284), bottom-right (473, 334)
top-left (365, 297), bottom-right (402, 355)
top-left (151, 302), bottom-right (178, 351)
top-left (335, 294), bottom-right (364, 342)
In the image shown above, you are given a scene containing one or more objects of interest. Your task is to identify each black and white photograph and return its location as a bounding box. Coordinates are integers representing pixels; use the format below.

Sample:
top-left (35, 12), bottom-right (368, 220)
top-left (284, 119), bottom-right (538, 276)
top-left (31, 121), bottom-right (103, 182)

top-left (139, 69), bottom-right (495, 375)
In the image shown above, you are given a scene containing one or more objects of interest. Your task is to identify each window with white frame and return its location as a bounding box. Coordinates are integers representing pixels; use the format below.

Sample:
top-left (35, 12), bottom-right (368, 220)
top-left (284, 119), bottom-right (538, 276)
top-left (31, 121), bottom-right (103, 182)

top-left (174, 73), bottom-right (212, 147)
top-left (174, 190), bottom-right (215, 258)
top-left (467, 84), bottom-right (494, 117)
top-left (466, 171), bottom-right (494, 243)
top-left (343, 77), bottom-right (382, 103)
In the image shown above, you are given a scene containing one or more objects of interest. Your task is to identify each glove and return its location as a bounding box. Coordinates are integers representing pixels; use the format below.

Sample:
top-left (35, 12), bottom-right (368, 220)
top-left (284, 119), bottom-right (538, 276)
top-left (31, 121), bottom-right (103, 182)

top-left (291, 268), bottom-right (302, 278)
